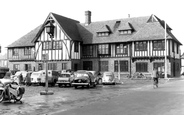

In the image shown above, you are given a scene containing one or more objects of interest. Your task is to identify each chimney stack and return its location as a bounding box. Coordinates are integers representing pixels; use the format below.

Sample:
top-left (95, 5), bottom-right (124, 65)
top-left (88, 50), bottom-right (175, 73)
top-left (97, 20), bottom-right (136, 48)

top-left (85, 11), bottom-right (91, 26)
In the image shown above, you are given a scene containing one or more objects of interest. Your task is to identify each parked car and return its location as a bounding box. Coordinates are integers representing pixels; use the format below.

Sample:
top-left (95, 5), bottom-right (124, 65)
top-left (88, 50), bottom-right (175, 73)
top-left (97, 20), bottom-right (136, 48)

top-left (87, 71), bottom-right (102, 84)
top-left (30, 71), bottom-right (43, 85)
top-left (102, 72), bottom-right (116, 85)
top-left (72, 70), bottom-right (97, 89)
top-left (39, 70), bottom-right (60, 86)
top-left (57, 72), bottom-right (74, 87)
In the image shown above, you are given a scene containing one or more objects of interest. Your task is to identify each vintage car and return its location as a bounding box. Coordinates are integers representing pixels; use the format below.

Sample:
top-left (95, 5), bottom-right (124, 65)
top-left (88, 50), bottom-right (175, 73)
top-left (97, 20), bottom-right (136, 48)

top-left (72, 70), bottom-right (97, 89)
top-left (87, 71), bottom-right (102, 84)
top-left (102, 72), bottom-right (116, 85)
top-left (57, 72), bottom-right (74, 87)
top-left (30, 71), bottom-right (43, 85)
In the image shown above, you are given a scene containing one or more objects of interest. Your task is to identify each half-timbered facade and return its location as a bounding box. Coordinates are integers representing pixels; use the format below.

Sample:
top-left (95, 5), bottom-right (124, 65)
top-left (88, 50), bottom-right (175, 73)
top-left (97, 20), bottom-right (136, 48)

top-left (7, 11), bottom-right (182, 79)
top-left (32, 13), bottom-right (82, 71)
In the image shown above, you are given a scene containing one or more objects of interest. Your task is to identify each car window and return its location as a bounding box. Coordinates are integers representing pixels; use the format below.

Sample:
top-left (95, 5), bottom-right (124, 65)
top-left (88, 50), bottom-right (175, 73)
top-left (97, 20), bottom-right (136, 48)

top-left (32, 73), bottom-right (41, 76)
top-left (75, 73), bottom-right (88, 78)
top-left (61, 74), bottom-right (70, 77)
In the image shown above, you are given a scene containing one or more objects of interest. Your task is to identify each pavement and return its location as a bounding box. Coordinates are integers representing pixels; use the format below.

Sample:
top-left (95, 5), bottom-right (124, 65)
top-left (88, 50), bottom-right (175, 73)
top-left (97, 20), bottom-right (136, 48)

top-left (52, 76), bottom-right (184, 115)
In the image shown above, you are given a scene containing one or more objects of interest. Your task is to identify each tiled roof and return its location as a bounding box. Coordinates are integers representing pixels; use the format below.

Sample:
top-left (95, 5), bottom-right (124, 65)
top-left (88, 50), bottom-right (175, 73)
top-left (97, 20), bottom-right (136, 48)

top-left (77, 15), bottom-right (182, 45)
top-left (118, 22), bottom-right (132, 31)
top-left (33, 12), bottom-right (82, 43)
top-left (96, 25), bottom-right (111, 32)
top-left (7, 25), bottom-right (41, 48)
top-left (52, 13), bottom-right (82, 41)
top-left (77, 16), bottom-right (149, 44)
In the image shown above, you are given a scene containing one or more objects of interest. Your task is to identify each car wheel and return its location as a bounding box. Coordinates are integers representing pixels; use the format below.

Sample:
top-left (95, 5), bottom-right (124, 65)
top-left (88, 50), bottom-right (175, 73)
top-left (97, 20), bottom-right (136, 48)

top-left (74, 86), bottom-right (78, 89)
top-left (98, 79), bottom-right (102, 85)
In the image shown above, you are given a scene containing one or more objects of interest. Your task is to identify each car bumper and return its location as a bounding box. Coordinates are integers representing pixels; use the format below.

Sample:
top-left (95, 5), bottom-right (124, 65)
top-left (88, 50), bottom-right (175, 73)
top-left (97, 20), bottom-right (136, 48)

top-left (72, 83), bottom-right (89, 86)
top-left (57, 81), bottom-right (71, 84)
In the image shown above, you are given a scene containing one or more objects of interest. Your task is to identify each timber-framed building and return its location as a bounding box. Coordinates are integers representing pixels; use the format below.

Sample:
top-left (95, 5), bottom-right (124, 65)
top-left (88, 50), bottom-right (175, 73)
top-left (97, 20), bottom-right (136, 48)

top-left (7, 11), bottom-right (182, 78)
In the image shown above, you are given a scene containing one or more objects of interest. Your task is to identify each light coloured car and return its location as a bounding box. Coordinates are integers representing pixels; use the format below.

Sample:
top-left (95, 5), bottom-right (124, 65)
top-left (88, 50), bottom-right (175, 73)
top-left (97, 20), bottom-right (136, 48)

top-left (30, 71), bottom-right (43, 85)
top-left (57, 72), bottom-right (74, 87)
top-left (102, 72), bottom-right (116, 85)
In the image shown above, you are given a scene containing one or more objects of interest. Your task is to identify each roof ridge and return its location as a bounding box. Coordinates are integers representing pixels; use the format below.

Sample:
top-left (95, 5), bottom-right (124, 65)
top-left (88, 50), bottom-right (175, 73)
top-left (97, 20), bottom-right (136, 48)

top-left (80, 15), bottom-right (150, 24)
top-left (51, 12), bottom-right (80, 23)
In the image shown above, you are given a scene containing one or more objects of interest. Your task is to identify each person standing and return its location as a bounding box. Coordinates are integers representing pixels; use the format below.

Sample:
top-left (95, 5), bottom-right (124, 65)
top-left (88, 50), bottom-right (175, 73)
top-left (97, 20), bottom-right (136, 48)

top-left (152, 68), bottom-right (159, 88)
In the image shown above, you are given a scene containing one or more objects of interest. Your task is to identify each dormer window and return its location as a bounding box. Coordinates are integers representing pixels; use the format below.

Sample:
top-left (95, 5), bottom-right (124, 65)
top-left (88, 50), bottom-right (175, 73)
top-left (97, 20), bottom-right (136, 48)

top-left (97, 25), bottom-right (111, 37)
top-left (118, 22), bottom-right (134, 35)
top-left (119, 30), bottom-right (132, 35)
top-left (97, 32), bottom-right (110, 37)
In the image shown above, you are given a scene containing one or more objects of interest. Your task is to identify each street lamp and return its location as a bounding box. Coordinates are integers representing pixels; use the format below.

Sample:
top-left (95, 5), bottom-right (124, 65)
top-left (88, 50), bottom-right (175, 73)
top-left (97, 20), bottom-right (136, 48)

top-left (40, 19), bottom-right (55, 95)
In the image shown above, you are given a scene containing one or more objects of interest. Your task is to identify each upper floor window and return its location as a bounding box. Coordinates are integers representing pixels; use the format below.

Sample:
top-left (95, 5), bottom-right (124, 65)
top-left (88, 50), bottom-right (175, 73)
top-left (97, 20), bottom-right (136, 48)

top-left (119, 30), bottom-right (132, 35)
top-left (135, 41), bottom-right (147, 51)
top-left (153, 40), bottom-right (165, 51)
top-left (74, 42), bottom-right (79, 52)
top-left (24, 47), bottom-right (31, 55)
top-left (53, 41), bottom-right (62, 50)
top-left (83, 45), bottom-right (93, 56)
top-left (42, 41), bottom-right (62, 50)
top-left (12, 49), bottom-right (19, 56)
top-left (116, 44), bottom-right (128, 54)
top-left (98, 44), bottom-right (110, 55)
top-left (97, 32), bottom-right (110, 37)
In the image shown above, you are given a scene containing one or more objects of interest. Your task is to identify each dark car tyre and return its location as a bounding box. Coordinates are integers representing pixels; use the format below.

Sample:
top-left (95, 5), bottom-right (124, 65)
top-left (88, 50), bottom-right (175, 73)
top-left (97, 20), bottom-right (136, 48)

top-left (0, 91), bottom-right (4, 102)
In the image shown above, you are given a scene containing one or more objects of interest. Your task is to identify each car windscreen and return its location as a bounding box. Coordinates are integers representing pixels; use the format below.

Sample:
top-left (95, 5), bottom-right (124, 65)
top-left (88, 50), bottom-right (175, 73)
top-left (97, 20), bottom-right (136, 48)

top-left (61, 74), bottom-right (70, 77)
top-left (75, 73), bottom-right (89, 78)
top-left (32, 73), bottom-right (41, 76)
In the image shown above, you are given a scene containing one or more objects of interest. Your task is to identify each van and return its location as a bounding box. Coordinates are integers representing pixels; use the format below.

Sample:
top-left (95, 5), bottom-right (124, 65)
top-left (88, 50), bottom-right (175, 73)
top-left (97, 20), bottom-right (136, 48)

top-left (39, 70), bottom-right (59, 86)
top-left (31, 70), bottom-right (59, 86)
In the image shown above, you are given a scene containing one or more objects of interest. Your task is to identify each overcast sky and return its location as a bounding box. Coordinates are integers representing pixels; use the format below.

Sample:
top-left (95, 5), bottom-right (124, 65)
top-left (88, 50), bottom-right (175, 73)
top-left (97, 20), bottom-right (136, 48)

top-left (0, 0), bottom-right (183, 54)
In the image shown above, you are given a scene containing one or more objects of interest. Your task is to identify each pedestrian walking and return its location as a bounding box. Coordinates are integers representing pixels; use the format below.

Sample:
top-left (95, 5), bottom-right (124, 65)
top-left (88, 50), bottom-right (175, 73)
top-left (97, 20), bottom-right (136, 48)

top-left (152, 68), bottom-right (159, 88)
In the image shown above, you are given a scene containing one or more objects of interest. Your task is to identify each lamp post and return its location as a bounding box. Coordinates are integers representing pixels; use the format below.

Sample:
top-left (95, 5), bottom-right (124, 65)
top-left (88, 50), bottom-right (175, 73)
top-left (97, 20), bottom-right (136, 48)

top-left (40, 19), bottom-right (55, 95)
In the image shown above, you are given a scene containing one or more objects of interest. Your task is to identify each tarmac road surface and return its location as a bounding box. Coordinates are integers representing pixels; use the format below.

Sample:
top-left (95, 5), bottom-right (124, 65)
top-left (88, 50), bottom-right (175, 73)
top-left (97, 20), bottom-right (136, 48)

top-left (53, 79), bottom-right (184, 115)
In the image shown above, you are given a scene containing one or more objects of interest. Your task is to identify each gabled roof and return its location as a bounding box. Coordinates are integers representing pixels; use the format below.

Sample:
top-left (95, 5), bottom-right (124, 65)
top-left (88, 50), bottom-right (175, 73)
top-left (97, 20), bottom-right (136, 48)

top-left (7, 25), bottom-right (41, 48)
top-left (97, 25), bottom-right (111, 33)
top-left (32, 12), bottom-right (82, 43)
top-left (118, 22), bottom-right (132, 31)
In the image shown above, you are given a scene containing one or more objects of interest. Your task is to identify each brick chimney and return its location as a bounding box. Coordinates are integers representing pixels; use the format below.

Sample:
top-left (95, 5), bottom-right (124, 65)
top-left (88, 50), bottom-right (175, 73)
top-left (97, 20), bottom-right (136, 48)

top-left (85, 11), bottom-right (91, 26)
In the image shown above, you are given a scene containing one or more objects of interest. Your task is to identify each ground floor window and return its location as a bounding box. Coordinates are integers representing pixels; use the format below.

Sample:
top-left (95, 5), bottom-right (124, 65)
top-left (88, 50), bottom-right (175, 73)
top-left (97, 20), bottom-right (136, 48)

top-left (62, 63), bottom-right (67, 70)
top-left (136, 62), bottom-right (148, 72)
top-left (25, 64), bottom-right (32, 71)
top-left (83, 61), bottom-right (93, 70)
top-left (153, 62), bottom-right (164, 72)
top-left (99, 61), bottom-right (108, 71)
top-left (38, 63), bottom-right (43, 71)
top-left (48, 63), bottom-right (57, 70)
top-left (114, 60), bottom-right (128, 72)
top-left (13, 64), bottom-right (20, 71)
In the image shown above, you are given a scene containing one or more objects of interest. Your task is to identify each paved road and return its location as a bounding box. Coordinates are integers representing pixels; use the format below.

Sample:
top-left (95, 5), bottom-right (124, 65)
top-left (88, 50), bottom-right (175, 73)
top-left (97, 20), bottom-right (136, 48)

top-left (54, 79), bottom-right (184, 115)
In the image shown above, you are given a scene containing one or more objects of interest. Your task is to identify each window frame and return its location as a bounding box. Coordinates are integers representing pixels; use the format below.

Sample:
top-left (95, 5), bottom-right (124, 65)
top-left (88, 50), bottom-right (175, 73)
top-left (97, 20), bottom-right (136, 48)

top-left (24, 47), bottom-right (31, 55)
top-left (98, 44), bottom-right (110, 55)
top-left (135, 41), bottom-right (147, 51)
top-left (116, 44), bottom-right (128, 55)
top-left (153, 40), bottom-right (165, 51)
top-left (136, 62), bottom-right (148, 72)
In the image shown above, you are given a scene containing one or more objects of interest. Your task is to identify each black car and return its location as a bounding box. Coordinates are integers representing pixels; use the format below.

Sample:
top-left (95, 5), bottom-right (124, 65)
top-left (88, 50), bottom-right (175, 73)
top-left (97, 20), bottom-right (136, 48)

top-left (72, 70), bottom-right (97, 89)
